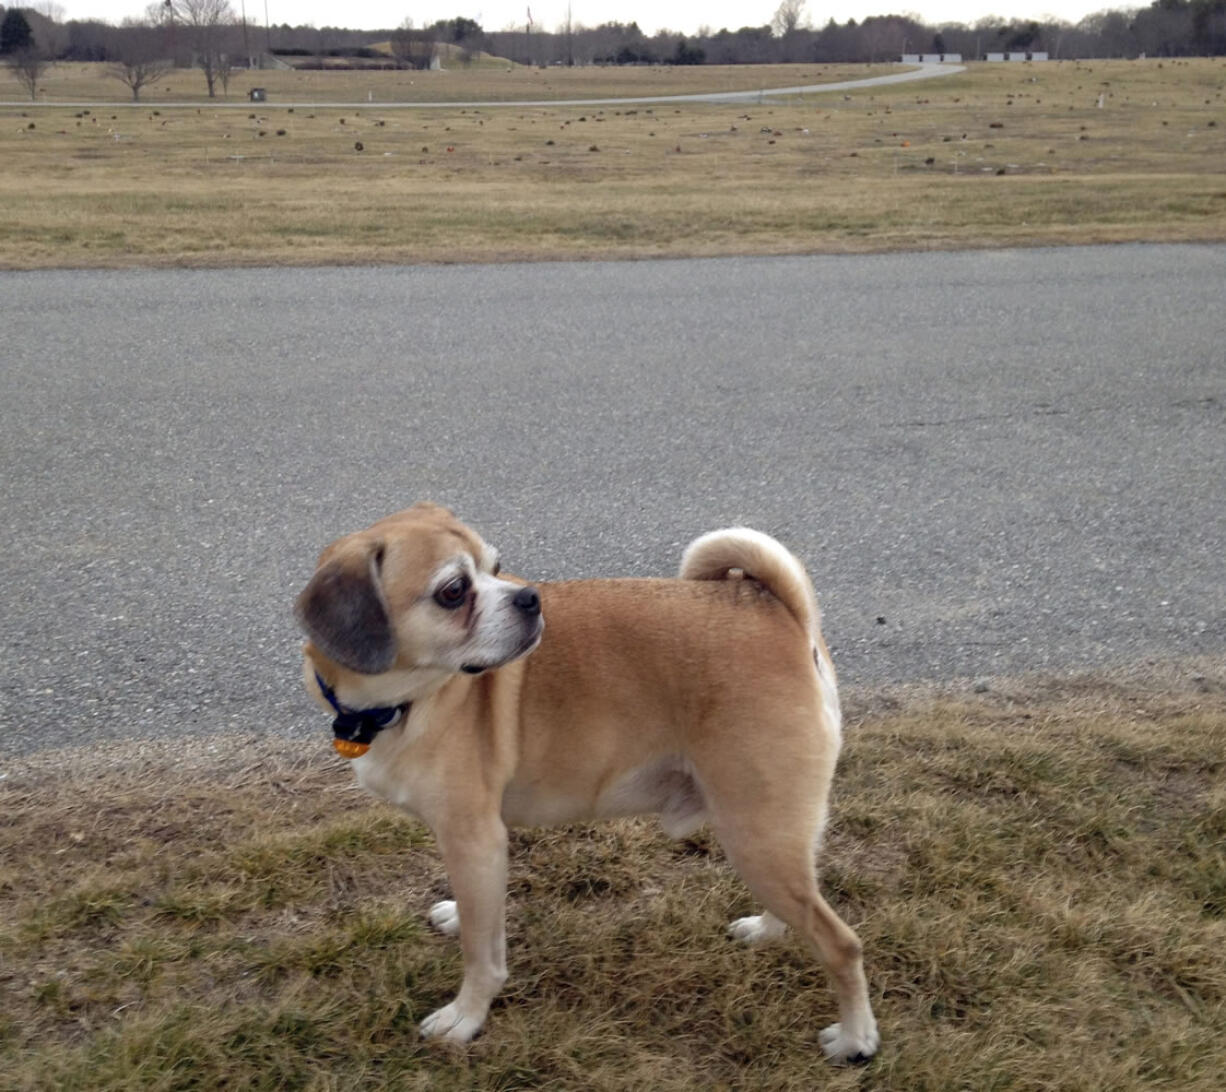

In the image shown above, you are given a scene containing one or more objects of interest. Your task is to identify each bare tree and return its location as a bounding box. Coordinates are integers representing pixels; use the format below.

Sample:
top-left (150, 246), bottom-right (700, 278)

top-left (107, 27), bottom-right (172, 101)
top-left (6, 48), bottom-right (52, 100)
top-left (166, 0), bottom-right (236, 98)
top-left (390, 19), bottom-right (436, 70)
top-left (19, 3), bottom-right (69, 57)
top-left (29, 1), bottom-right (67, 21)
top-left (772, 0), bottom-right (807, 37)
top-left (216, 49), bottom-right (233, 94)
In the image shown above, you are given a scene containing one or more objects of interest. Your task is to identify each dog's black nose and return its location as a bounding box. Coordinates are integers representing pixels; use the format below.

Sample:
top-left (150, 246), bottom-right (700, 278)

top-left (513, 586), bottom-right (541, 617)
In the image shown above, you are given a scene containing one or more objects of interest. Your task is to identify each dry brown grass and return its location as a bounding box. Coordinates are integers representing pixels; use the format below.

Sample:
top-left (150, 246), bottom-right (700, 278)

top-left (7, 60), bottom-right (880, 104)
top-left (2, 671), bottom-right (1224, 1090)
top-left (1, 58), bottom-right (1224, 269)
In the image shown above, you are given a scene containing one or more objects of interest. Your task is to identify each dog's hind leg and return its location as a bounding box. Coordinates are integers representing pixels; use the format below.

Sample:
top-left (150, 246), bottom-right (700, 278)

top-left (712, 811), bottom-right (878, 1065)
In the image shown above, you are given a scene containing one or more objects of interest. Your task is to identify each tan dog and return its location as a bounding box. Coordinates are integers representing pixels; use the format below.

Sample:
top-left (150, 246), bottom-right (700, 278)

top-left (295, 503), bottom-right (878, 1063)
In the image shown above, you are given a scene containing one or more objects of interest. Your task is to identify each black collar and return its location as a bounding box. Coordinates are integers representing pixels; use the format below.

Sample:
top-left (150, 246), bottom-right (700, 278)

top-left (314, 672), bottom-right (409, 746)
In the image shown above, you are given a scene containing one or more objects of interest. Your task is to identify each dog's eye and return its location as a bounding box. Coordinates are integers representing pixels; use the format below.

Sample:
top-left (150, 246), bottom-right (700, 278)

top-left (492, 560), bottom-right (501, 576)
top-left (434, 575), bottom-right (469, 610)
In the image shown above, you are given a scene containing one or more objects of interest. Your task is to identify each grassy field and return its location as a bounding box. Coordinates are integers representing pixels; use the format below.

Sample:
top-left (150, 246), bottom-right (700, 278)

top-left (2, 59), bottom-right (1224, 268)
top-left (2, 671), bottom-right (1223, 1090)
top-left (4, 60), bottom-right (881, 104)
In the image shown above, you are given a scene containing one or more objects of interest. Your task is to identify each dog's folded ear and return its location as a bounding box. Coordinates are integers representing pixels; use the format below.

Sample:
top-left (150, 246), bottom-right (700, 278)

top-left (294, 546), bottom-right (397, 674)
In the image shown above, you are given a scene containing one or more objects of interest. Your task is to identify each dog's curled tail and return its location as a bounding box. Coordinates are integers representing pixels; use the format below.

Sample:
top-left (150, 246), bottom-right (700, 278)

top-left (679, 527), bottom-right (821, 646)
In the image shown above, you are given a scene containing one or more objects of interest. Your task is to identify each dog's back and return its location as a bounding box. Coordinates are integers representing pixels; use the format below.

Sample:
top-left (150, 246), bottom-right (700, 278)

top-left (521, 575), bottom-right (815, 714)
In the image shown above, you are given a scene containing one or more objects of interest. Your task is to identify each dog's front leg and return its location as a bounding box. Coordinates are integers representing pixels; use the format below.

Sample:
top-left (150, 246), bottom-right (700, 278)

top-left (419, 817), bottom-right (509, 1044)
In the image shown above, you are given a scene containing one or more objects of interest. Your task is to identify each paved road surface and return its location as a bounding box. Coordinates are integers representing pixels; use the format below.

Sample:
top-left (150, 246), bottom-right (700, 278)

top-left (2, 244), bottom-right (1224, 761)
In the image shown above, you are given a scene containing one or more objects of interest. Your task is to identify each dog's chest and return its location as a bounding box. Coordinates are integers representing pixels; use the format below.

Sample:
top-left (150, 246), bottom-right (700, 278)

top-left (351, 751), bottom-right (427, 817)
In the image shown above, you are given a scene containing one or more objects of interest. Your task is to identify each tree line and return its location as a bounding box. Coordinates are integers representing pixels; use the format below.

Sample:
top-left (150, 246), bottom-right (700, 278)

top-left (3, 0), bottom-right (1226, 102)
top-left (490, 1), bottom-right (1226, 66)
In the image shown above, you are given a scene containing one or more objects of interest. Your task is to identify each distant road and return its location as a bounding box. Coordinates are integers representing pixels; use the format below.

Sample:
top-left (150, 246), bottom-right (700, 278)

top-left (0, 62), bottom-right (962, 110)
top-left (2, 243), bottom-right (1222, 762)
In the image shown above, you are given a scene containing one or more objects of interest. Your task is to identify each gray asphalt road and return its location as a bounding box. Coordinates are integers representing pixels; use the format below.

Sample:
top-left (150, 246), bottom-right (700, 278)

top-left (2, 244), bottom-right (1224, 762)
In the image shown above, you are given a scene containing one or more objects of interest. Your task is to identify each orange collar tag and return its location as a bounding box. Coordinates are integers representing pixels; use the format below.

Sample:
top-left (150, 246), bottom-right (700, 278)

top-left (333, 738), bottom-right (371, 760)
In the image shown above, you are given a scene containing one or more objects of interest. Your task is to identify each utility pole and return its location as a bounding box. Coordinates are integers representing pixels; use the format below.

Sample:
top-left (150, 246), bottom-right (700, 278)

top-left (240, 0), bottom-right (251, 66)
top-left (163, 0), bottom-right (176, 63)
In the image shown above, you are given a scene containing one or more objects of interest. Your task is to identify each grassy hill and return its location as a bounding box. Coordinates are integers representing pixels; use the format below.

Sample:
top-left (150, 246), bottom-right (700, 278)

top-left (2, 670), bottom-right (1224, 1089)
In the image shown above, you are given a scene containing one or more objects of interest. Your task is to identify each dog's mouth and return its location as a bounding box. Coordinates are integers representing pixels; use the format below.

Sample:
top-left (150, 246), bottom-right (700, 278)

top-left (460, 626), bottom-right (543, 676)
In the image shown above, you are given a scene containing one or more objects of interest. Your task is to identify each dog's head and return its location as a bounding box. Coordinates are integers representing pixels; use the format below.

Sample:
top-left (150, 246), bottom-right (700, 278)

top-left (295, 503), bottom-right (543, 716)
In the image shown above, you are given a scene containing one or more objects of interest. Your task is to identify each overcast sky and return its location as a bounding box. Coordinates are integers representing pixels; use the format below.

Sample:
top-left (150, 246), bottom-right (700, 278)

top-left (57, 1), bottom-right (1118, 37)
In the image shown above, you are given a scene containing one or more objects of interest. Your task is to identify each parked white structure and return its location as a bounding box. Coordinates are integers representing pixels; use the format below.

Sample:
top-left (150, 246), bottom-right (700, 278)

top-left (986, 51), bottom-right (1049, 61)
top-left (901, 53), bottom-right (963, 63)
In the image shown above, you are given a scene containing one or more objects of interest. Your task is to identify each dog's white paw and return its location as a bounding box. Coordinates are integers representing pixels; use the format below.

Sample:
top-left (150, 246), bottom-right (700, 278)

top-left (419, 1000), bottom-right (484, 1044)
top-left (427, 899), bottom-right (461, 937)
top-left (819, 1020), bottom-right (879, 1065)
top-left (727, 913), bottom-right (788, 945)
